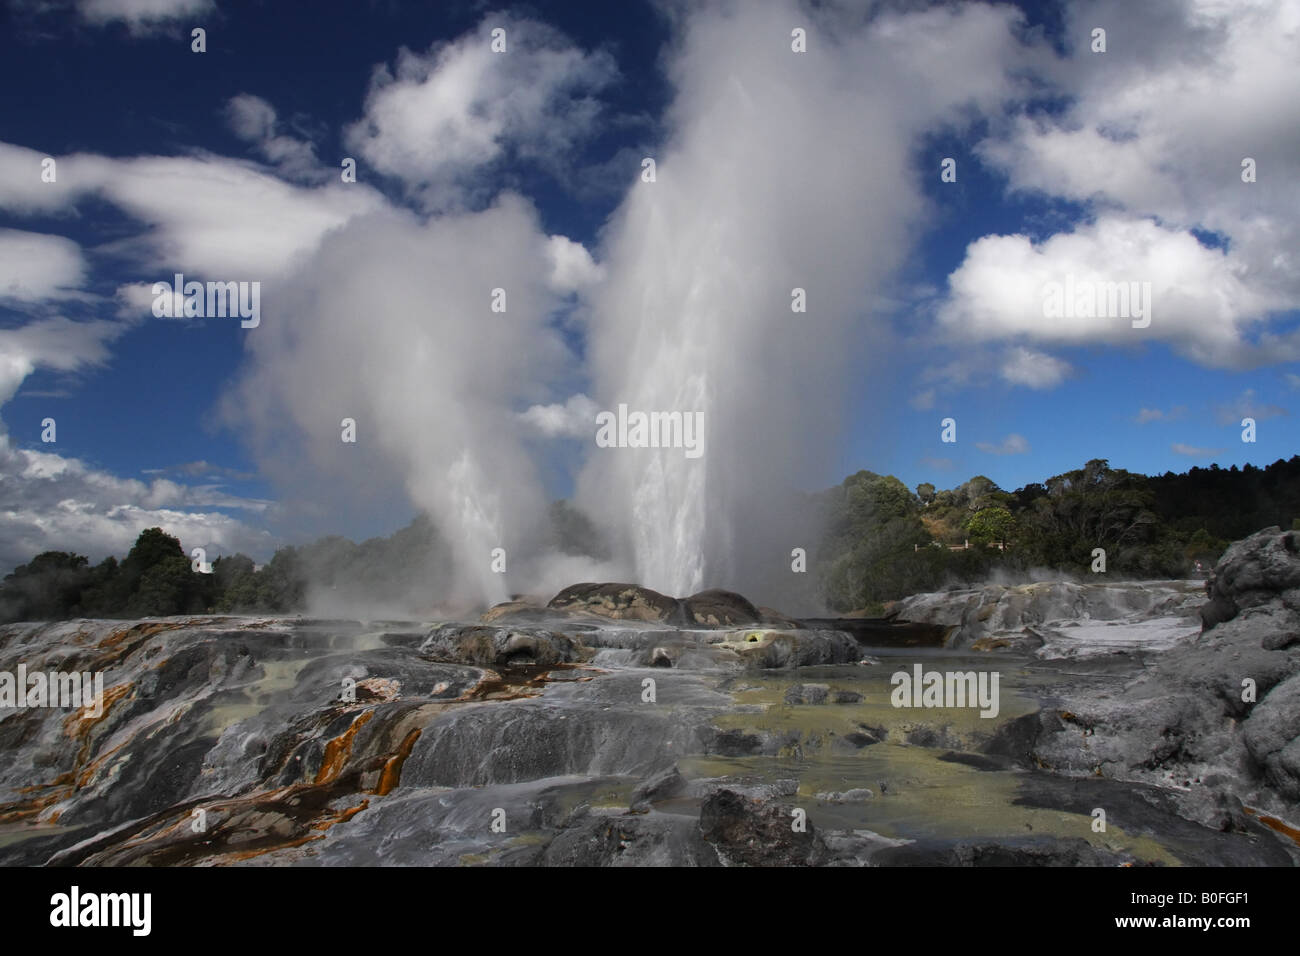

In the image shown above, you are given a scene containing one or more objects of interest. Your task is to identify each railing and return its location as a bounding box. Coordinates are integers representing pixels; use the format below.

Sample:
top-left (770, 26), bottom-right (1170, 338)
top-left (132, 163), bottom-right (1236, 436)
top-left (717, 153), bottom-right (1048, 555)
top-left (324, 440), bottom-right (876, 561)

top-left (914, 540), bottom-right (1006, 552)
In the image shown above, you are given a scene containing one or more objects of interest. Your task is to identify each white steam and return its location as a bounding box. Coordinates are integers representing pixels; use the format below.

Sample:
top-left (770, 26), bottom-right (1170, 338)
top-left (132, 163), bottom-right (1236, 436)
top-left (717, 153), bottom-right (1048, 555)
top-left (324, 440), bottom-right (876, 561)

top-left (574, 0), bottom-right (1029, 597)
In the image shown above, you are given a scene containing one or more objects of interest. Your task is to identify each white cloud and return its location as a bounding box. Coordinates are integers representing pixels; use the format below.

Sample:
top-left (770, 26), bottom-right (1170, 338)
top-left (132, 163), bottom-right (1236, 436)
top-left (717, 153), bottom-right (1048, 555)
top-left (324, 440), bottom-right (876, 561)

top-left (999, 345), bottom-right (1071, 388)
top-left (0, 316), bottom-right (123, 407)
top-left (975, 433), bottom-right (1029, 456)
top-left (0, 228), bottom-right (86, 303)
top-left (224, 94), bottom-right (322, 181)
top-left (940, 216), bottom-right (1288, 367)
top-left (71, 152), bottom-right (384, 276)
top-left (0, 432), bottom-right (272, 573)
top-left (225, 93), bottom-right (276, 142)
top-left (545, 235), bottom-right (603, 293)
top-left (0, 143), bottom-right (387, 279)
top-left (78, 0), bottom-right (214, 33)
top-left (0, 142), bottom-right (81, 215)
top-left (943, 0), bottom-right (1300, 375)
top-left (344, 16), bottom-right (617, 208)
top-left (519, 393), bottom-right (598, 438)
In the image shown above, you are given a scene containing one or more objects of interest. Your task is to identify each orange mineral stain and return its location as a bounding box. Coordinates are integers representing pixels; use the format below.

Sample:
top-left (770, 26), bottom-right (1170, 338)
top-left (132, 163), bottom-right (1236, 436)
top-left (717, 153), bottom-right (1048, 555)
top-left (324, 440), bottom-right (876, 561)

top-left (1244, 807), bottom-right (1300, 847)
top-left (374, 729), bottom-right (422, 796)
top-left (314, 710), bottom-right (374, 784)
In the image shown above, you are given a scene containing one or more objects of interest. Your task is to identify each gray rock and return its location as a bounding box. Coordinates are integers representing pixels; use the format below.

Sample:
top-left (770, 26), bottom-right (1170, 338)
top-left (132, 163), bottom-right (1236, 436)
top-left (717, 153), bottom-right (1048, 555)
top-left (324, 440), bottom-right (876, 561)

top-left (1243, 671), bottom-right (1300, 800)
top-left (541, 810), bottom-right (721, 866)
top-left (630, 766), bottom-right (685, 809)
top-left (419, 625), bottom-right (589, 667)
top-left (784, 683), bottom-right (830, 705)
top-left (815, 788), bottom-right (874, 802)
top-left (683, 588), bottom-right (762, 627)
top-left (698, 789), bottom-right (827, 866)
top-left (547, 583), bottom-right (682, 623)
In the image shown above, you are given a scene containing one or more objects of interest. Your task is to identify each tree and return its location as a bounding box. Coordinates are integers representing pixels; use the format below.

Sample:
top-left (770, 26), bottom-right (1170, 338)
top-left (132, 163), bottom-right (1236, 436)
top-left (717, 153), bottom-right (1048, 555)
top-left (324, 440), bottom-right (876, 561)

top-left (966, 506), bottom-right (1016, 546)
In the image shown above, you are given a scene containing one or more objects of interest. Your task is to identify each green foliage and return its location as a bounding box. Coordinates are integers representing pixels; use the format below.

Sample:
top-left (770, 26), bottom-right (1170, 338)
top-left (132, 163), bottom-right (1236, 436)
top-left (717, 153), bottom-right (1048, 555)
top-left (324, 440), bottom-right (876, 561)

top-left (815, 455), bottom-right (1300, 612)
top-left (966, 506), bottom-right (1016, 544)
top-left (3, 458), bottom-right (1298, 622)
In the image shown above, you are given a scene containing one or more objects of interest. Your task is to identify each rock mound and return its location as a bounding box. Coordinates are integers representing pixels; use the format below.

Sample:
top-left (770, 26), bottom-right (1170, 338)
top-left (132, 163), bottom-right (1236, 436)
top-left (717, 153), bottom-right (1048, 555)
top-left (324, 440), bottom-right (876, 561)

top-left (546, 583), bottom-right (682, 623)
top-left (1014, 527), bottom-right (1300, 824)
top-left (544, 582), bottom-right (784, 629)
top-left (683, 588), bottom-right (762, 626)
top-left (1201, 527), bottom-right (1300, 630)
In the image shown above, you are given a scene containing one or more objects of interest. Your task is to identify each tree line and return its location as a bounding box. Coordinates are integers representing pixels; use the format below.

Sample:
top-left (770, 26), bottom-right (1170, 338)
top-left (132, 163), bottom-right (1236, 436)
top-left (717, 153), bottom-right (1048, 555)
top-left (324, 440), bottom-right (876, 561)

top-left (814, 455), bottom-right (1300, 612)
top-left (2, 457), bottom-right (1297, 622)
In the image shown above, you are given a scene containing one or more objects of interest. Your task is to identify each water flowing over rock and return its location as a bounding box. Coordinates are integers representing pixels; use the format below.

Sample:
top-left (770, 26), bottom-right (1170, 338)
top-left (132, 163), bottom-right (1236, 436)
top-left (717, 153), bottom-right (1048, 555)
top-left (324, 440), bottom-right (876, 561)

top-left (0, 558), bottom-right (1296, 867)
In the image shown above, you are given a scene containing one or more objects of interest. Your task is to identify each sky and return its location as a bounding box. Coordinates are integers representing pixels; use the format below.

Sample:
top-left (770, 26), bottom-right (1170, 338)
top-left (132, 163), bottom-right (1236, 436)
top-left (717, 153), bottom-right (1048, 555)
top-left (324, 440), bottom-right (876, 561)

top-left (0, 0), bottom-right (1297, 592)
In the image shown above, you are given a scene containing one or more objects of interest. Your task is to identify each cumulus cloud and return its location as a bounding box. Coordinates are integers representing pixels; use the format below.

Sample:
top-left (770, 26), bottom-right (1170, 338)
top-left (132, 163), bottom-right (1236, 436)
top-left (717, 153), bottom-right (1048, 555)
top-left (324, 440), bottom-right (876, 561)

top-left (345, 17), bottom-right (617, 209)
top-left (976, 433), bottom-right (1030, 456)
top-left (545, 235), bottom-right (603, 293)
top-left (940, 0), bottom-right (1300, 377)
top-left (939, 217), bottom-right (1289, 367)
top-left (519, 393), bottom-right (599, 438)
top-left (0, 433), bottom-right (272, 573)
top-left (999, 346), bottom-right (1071, 388)
top-left (0, 313), bottom-right (270, 573)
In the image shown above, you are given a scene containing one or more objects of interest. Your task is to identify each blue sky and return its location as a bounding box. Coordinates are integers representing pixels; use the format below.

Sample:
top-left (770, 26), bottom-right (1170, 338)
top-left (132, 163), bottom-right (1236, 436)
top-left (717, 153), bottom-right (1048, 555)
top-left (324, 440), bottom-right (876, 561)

top-left (0, 0), bottom-right (1297, 587)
